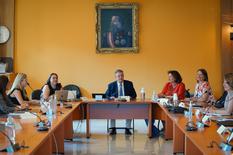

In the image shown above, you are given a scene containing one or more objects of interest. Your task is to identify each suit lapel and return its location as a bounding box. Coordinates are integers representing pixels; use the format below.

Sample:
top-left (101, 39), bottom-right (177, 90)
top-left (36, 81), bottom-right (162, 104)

top-left (115, 81), bottom-right (118, 97)
top-left (123, 80), bottom-right (127, 96)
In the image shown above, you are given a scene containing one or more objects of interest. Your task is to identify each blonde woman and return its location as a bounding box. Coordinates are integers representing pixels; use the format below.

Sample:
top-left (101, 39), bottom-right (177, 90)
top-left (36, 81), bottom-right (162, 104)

top-left (213, 73), bottom-right (233, 115)
top-left (7, 73), bottom-right (39, 108)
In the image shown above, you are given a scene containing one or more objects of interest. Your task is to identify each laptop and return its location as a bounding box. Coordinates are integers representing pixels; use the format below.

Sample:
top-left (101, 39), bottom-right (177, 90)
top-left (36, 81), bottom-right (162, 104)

top-left (55, 90), bottom-right (68, 101)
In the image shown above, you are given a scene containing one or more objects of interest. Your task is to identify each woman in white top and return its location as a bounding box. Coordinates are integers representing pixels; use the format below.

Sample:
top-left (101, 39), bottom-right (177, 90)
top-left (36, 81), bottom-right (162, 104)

top-left (214, 73), bottom-right (233, 115)
top-left (41, 73), bottom-right (62, 101)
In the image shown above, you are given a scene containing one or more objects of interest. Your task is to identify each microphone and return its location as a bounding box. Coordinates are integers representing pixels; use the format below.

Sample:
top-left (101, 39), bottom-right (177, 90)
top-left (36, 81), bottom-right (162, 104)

top-left (204, 101), bottom-right (215, 114)
top-left (27, 111), bottom-right (49, 131)
top-left (0, 125), bottom-right (20, 152)
top-left (26, 82), bottom-right (34, 91)
top-left (14, 106), bottom-right (48, 130)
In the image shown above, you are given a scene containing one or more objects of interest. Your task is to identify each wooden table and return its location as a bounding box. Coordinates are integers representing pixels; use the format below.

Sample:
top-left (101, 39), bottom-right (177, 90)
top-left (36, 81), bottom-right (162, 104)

top-left (83, 100), bottom-right (153, 138)
top-left (153, 102), bottom-right (232, 155)
top-left (0, 102), bottom-right (81, 155)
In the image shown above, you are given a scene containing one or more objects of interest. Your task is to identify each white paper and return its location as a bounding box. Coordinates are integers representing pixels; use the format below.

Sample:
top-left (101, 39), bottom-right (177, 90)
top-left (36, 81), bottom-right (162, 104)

top-left (95, 95), bottom-right (103, 101)
top-left (179, 102), bottom-right (185, 108)
top-left (158, 98), bottom-right (169, 105)
top-left (20, 112), bottom-right (37, 119)
top-left (217, 125), bottom-right (226, 135)
top-left (202, 115), bottom-right (210, 123)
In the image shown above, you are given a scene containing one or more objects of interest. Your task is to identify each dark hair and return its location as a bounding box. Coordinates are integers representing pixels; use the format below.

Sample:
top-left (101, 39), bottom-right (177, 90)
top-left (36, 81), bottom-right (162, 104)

top-left (168, 70), bottom-right (182, 83)
top-left (224, 73), bottom-right (233, 90)
top-left (115, 69), bottom-right (124, 74)
top-left (46, 73), bottom-right (58, 85)
top-left (0, 75), bottom-right (9, 98)
top-left (197, 68), bottom-right (208, 82)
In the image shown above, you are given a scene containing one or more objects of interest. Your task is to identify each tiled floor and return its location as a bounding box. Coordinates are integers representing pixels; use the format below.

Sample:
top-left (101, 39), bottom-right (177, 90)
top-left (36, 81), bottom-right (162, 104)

top-left (63, 120), bottom-right (181, 155)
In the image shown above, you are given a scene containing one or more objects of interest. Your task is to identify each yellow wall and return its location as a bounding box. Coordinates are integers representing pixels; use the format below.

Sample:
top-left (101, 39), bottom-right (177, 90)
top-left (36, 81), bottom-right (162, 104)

top-left (14, 0), bottom-right (222, 98)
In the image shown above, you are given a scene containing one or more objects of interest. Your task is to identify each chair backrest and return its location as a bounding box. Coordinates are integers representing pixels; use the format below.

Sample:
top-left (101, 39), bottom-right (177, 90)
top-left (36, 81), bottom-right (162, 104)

top-left (31, 89), bottom-right (42, 100)
top-left (63, 84), bottom-right (82, 99)
top-left (92, 93), bottom-right (106, 99)
top-left (185, 89), bottom-right (192, 98)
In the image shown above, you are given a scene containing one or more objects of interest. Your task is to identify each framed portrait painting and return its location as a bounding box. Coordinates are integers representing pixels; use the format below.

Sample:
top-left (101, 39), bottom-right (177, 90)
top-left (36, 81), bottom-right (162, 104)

top-left (96, 3), bottom-right (139, 53)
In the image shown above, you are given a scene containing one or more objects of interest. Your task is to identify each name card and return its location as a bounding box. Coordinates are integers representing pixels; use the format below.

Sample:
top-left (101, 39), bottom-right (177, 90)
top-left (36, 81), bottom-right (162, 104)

top-left (95, 95), bottom-right (103, 101)
top-left (217, 125), bottom-right (226, 135)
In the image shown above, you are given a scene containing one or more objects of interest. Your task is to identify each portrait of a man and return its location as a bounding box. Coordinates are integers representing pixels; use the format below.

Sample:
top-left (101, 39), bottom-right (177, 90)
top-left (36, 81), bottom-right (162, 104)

top-left (96, 3), bottom-right (138, 53)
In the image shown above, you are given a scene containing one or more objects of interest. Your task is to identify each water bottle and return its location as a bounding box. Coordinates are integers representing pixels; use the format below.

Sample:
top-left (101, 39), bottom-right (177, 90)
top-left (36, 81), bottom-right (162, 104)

top-left (140, 88), bottom-right (145, 101)
top-left (151, 90), bottom-right (158, 101)
top-left (46, 102), bottom-right (53, 118)
top-left (188, 101), bottom-right (193, 122)
top-left (173, 93), bottom-right (178, 107)
top-left (5, 116), bottom-right (16, 143)
top-left (52, 95), bottom-right (57, 114)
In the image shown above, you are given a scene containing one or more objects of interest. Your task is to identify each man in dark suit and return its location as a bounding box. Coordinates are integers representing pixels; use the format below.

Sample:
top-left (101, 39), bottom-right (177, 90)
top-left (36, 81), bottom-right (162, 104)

top-left (105, 69), bottom-right (137, 135)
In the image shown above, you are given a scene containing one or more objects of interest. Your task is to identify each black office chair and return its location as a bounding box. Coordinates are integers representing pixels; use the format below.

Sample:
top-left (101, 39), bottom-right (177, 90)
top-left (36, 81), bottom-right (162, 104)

top-left (63, 84), bottom-right (82, 99)
top-left (185, 89), bottom-right (191, 98)
top-left (31, 89), bottom-right (42, 100)
top-left (92, 93), bottom-right (135, 134)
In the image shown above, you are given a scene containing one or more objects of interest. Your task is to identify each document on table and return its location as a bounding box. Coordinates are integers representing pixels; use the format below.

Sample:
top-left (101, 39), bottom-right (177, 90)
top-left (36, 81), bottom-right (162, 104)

top-left (8, 112), bottom-right (37, 119)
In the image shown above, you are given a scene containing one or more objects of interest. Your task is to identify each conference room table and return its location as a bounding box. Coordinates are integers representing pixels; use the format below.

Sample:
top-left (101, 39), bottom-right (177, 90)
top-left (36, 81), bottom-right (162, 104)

top-left (1, 99), bottom-right (233, 155)
top-left (83, 99), bottom-right (153, 138)
top-left (0, 102), bottom-right (80, 155)
top-left (80, 99), bottom-right (233, 155)
top-left (153, 101), bottom-right (233, 155)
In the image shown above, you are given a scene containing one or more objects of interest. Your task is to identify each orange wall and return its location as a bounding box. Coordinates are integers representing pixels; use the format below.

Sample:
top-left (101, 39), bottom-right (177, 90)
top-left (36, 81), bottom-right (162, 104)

top-left (14, 0), bottom-right (222, 98)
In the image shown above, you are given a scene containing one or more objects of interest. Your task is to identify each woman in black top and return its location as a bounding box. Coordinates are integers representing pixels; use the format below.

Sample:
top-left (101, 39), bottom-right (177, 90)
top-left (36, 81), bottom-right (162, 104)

top-left (41, 73), bottom-right (62, 101)
top-left (7, 73), bottom-right (39, 107)
top-left (0, 75), bottom-right (16, 114)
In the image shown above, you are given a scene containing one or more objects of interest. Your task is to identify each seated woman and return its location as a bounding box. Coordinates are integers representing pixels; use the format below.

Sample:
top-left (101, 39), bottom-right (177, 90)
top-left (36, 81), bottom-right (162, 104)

top-left (146, 70), bottom-right (186, 138)
top-left (0, 75), bottom-right (15, 114)
top-left (158, 70), bottom-right (186, 100)
top-left (41, 73), bottom-right (62, 101)
top-left (7, 73), bottom-right (39, 108)
top-left (191, 69), bottom-right (215, 107)
top-left (213, 73), bottom-right (233, 115)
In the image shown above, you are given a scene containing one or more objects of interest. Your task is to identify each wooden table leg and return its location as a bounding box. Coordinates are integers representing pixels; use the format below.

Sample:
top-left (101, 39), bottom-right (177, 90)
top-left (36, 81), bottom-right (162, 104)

top-left (148, 103), bottom-right (152, 138)
top-left (52, 122), bottom-right (65, 154)
top-left (86, 103), bottom-right (90, 138)
top-left (185, 136), bottom-right (203, 155)
top-left (173, 122), bottom-right (185, 153)
top-left (64, 113), bottom-right (73, 140)
top-left (165, 114), bottom-right (173, 140)
top-left (33, 136), bottom-right (52, 155)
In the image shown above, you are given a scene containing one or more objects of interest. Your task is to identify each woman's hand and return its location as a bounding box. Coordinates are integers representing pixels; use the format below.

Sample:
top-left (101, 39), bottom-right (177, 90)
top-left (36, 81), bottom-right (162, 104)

top-left (20, 103), bottom-right (29, 109)
top-left (191, 97), bottom-right (198, 102)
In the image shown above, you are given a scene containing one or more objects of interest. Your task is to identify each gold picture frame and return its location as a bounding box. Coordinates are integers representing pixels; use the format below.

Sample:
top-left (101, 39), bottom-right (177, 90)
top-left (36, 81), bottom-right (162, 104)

top-left (96, 3), bottom-right (139, 53)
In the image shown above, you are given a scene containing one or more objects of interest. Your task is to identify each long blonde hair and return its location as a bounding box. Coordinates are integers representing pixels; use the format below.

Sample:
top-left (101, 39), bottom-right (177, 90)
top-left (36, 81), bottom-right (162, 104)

top-left (7, 73), bottom-right (27, 96)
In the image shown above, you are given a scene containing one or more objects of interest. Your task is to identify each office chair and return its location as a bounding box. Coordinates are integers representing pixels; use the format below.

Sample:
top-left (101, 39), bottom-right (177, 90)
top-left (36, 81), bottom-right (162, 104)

top-left (63, 84), bottom-right (82, 99)
top-left (185, 89), bottom-right (191, 98)
top-left (31, 89), bottom-right (42, 100)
